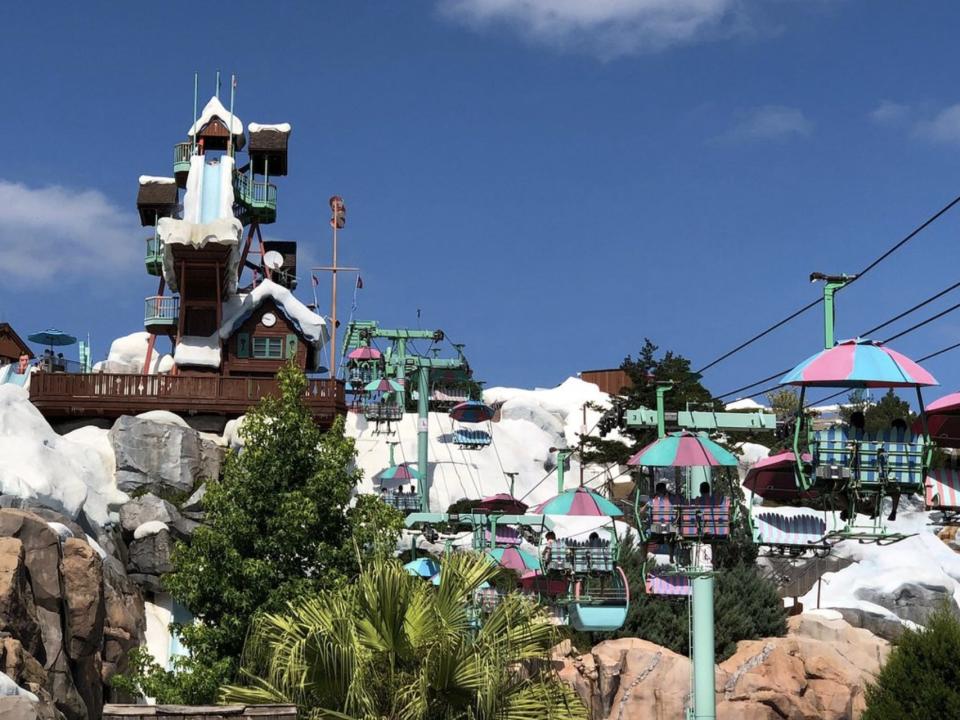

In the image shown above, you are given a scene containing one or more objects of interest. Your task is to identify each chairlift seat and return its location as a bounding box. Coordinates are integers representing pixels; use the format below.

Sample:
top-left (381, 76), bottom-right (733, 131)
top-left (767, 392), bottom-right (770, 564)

top-left (926, 468), bottom-right (960, 510)
top-left (647, 496), bottom-right (677, 536)
top-left (678, 497), bottom-right (730, 539)
top-left (454, 428), bottom-right (492, 448)
top-left (753, 511), bottom-right (827, 547)
top-left (645, 573), bottom-right (692, 597)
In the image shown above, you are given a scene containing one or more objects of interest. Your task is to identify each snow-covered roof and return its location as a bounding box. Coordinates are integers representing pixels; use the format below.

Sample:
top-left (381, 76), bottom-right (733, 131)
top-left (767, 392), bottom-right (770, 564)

top-left (174, 335), bottom-right (222, 369)
top-left (139, 176), bottom-right (176, 185)
top-left (188, 96), bottom-right (244, 137)
top-left (248, 122), bottom-right (291, 133)
top-left (725, 398), bottom-right (769, 411)
top-left (220, 279), bottom-right (328, 345)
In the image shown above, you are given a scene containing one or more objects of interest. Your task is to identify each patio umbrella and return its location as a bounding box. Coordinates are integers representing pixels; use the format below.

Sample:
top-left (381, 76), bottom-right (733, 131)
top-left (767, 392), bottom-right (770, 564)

top-left (450, 400), bottom-right (495, 423)
top-left (404, 557), bottom-right (439, 578)
top-left (378, 463), bottom-right (421, 481)
top-left (348, 347), bottom-right (382, 361)
top-left (365, 377), bottom-right (404, 393)
top-left (627, 431), bottom-right (739, 468)
top-left (742, 452), bottom-right (819, 502)
top-left (533, 487), bottom-right (623, 517)
top-left (475, 493), bottom-right (528, 514)
top-left (780, 338), bottom-right (937, 388)
top-left (922, 392), bottom-right (960, 447)
top-left (486, 546), bottom-right (541, 573)
top-left (28, 329), bottom-right (77, 349)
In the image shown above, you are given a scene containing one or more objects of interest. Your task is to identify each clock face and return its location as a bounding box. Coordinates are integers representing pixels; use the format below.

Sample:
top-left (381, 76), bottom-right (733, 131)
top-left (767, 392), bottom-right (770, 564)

top-left (261, 312), bottom-right (277, 328)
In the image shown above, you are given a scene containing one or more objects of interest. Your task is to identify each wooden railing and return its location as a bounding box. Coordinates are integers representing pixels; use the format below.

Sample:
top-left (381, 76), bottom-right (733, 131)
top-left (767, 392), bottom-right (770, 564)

top-left (30, 373), bottom-right (346, 424)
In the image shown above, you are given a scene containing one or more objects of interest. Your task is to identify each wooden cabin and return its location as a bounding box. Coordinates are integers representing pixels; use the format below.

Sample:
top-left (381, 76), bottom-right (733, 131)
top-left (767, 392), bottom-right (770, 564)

top-left (222, 298), bottom-right (320, 377)
top-left (136, 178), bottom-right (179, 226)
top-left (0, 323), bottom-right (32, 365)
top-left (247, 123), bottom-right (290, 176)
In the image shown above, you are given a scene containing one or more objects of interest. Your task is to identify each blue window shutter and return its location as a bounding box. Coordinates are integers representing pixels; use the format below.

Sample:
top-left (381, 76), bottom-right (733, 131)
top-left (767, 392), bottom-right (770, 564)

top-left (237, 333), bottom-right (250, 358)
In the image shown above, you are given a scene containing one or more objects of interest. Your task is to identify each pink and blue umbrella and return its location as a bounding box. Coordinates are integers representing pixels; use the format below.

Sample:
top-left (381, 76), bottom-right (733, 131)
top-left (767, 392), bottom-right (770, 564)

top-left (450, 400), bottom-right (495, 423)
top-left (486, 546), bottom-right (541, 573)
top-left (923, 392), bottom-right (960, 447)
top-left (348, 346), bottom-right (382, 361)
top-left (780, 338), bottom-right (937, 388)
top-left (627, 431), bottom-right (738, 468)
top-left (743, 451), bottom-right (818, 501)
top-left (378, 463), bottom-right (421, 481)
top-left (476, 493), bottom-right (528, 514)
top-left (533, 487), bottom-right (623, 517)
top-left (365, 377), bottom-right (404, 393)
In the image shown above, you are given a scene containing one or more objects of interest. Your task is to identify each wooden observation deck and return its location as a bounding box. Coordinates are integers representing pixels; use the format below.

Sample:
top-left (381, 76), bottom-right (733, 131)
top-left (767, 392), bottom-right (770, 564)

top-left (30, 373), bottom-right (346, 427)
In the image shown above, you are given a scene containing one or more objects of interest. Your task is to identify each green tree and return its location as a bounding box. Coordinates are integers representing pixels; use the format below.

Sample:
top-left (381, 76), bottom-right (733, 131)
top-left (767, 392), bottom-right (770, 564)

top-left (863, 604), bottom-right (960, 720)
top-left (583, 339), bottom-right (720, 466)
top-left (120, 363), bottom-right (400, 702)
top-left (221, 552), bottom-right (587, 720)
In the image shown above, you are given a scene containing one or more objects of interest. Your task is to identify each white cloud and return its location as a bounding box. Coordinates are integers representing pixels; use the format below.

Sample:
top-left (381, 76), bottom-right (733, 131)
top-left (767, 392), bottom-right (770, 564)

top-left (0, 180), bottom-right (139, 283)
top-left (869, 100), bottom-right (910, 126)
top-left (438, 0), bottom-right (743, 58)
top-left (721, 105), bottom-right (813, 142)
top-left (913, 104), bottom-right (960, 145)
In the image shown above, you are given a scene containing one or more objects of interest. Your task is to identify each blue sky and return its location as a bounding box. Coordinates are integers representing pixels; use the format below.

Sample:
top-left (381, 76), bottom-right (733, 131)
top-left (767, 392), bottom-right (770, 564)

top-left (3, 0), bottom-right (960, 404)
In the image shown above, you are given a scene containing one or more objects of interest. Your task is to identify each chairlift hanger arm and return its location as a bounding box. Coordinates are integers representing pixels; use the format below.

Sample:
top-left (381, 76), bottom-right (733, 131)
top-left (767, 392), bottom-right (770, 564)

top-left (625, 407), bottom-right (777, 432)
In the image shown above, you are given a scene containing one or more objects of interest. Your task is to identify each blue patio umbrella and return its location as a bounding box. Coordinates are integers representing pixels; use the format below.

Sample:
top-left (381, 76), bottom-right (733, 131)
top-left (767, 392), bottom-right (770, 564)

top-left (449, 400), bottom-right (495, 423)
top-left (404, 557), bottom-right (440, 578)
top-left (27, 329), bottom-right (77, 348)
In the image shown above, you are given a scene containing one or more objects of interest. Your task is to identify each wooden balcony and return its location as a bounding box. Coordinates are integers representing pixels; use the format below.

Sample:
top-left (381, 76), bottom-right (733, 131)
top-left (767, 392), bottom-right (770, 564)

top-left (30, 373), bottom-right (346, 427)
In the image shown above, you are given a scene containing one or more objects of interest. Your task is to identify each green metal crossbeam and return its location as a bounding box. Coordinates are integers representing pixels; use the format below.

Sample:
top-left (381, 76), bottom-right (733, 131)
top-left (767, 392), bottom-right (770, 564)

top-left (625, 407), bottom-right (776, 431)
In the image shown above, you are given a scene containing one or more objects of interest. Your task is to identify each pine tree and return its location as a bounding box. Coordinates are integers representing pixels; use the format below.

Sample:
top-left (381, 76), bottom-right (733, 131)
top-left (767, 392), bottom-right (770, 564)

top-left (863, 605), bottom-right (960, 720)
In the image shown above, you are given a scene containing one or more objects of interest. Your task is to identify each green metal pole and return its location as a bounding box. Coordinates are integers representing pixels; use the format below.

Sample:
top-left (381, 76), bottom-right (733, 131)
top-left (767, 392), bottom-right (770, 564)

top-left (556, 449), bottom-right (568, 493)
top-left (418, 365), bottom-right (430, 512)
top-left (396, 339), bottom-right (407, 408)
top-left (823, 283), bottom-right (837, 350)
top-left (656, 383), bottom-right (672, 438)
top-left (692, 574), bottom-right (716, 720)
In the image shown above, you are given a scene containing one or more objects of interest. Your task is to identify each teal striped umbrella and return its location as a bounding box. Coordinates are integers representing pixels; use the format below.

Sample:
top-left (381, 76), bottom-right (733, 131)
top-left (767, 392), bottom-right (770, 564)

top-left (532, 487), bottom-right (623, 517)
top-left (627, 431), bottom-right (738, 468)
top-left (378, 463), bottom-right (421, 481)
top-left (486, 546), bottom-right (541, 573)
top-left (365, 377), bottom-right (404, 393)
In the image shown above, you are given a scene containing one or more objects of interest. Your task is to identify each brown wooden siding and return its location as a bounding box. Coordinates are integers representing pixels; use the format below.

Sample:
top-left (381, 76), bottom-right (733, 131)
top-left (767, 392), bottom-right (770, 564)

top-left (580, 369), bottom-right (633, 396)
top-left (223, 299), bottom-right (310, 376)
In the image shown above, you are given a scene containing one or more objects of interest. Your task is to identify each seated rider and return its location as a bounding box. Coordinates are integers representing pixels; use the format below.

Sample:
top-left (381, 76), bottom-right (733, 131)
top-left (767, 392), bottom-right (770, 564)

top-left (541, 531), bottom-right (557, 569)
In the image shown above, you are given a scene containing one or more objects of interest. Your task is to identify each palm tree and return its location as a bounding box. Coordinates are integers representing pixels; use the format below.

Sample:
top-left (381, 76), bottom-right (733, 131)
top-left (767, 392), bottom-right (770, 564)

top-left (220, 551), bottom-right (587, 720)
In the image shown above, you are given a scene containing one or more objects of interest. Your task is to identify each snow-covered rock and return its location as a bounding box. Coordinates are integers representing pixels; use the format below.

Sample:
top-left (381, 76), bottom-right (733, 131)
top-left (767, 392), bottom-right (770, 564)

top-left (133, 521), bottom-right (169, 540)
top-left (0, 386), bottom-right (125, 526)
top-left (109, 416), bottom-right (203, 495)
top-left (92, 332), bottom-right (171, 375)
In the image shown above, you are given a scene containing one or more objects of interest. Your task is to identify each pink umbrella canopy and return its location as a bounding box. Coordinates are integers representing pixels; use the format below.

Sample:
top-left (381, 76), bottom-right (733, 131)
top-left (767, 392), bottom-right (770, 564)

top-left (743, 452), bottom-right (819, 501)
top-left (476, 493), bottom-right (528, 515)
top-left (348, 346), bottom-right (382, 361)
top-left (532, 487), bottom-right (623, 517)
top-left (922, 392), bottom-right (960, 448)
top-left (780, 338), bottom-right (938, 388)
top-left (486, 546), bottom-right (541, 573)
top-left (627, 430), bottom-right (738, 468)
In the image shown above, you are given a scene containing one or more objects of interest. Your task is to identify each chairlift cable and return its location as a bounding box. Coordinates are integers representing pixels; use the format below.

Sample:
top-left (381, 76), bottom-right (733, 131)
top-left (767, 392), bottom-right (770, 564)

top-left (716, 279), bottom-right (960, 400)
top-left (695, 192), bottom-right (960, 375)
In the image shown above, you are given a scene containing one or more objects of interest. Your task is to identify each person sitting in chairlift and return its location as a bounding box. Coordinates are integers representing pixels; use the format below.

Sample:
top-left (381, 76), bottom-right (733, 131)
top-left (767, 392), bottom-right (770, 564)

top-left (698, 481), bottom-right (713, 504)
top-left (886, 418), bottom-right (909, 522)
top-left (541, 531), bottom-right (557, 569)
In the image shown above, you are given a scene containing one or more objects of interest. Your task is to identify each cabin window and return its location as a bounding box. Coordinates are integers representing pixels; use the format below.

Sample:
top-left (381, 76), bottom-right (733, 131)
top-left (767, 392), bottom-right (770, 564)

top-left (252, 337), bottom-right (284, 359)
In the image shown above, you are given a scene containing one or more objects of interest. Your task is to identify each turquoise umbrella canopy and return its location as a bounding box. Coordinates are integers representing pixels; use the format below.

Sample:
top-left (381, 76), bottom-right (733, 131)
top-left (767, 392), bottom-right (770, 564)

top-left (627, 431), bottom-right (738, 468)
top-left (533, 487), bottom-right (623, 517)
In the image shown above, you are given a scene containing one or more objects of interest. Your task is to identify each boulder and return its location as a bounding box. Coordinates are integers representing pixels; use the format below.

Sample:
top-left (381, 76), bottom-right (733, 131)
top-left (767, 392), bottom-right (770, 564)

top-left (557, 613), bottom-right (889, 720)
top-left (109, 416), bottom-right (201, 495)
top-left (199, 439), bottom-right (225, 483)
top-left (1, 635), bottom-right (47, 689)
top-left (854, 580), bottom-right (960, 626)
top-left (182, 483), bottom-right (207, 513)
top-left (0, 511), bottom-right (63, 612)
top-left (0, 695), bottom-right (61, 720)
top-left (101, 564), bottom-right (144, 685)
top-left (119, 495), bottom-right (197, 540)
top-left (0, 539), bottom-right (43, 661)
top-left (126, 530), bottom-right (174, 576)
top-left (60, 539), bottom-right (105, 660)
top-left (835, 606), bottom-right (905, 642)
